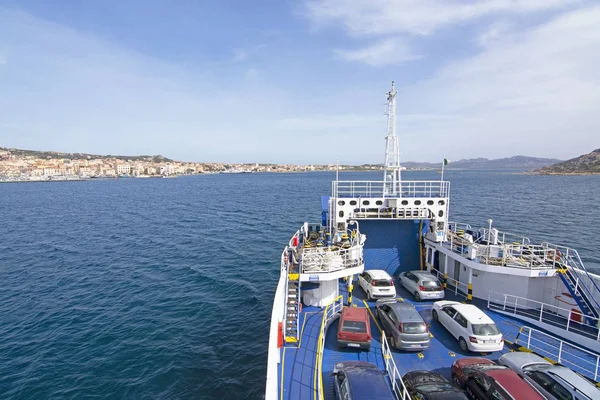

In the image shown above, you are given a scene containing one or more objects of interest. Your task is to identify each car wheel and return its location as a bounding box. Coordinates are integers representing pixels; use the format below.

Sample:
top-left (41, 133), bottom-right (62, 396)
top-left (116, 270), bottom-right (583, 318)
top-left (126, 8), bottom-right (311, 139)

top-left (432, 310), bottom-right (438, 321)
top-left (389, 336), bottom-right (396, 349)
top-left (367, 290), bottom-right (372, 301)
top-left (452, 374), bottom-right (461, 387)
top-left (459, 337), bottom-right (469, 353)
top-left (414, 291), bottom-right (421, 301)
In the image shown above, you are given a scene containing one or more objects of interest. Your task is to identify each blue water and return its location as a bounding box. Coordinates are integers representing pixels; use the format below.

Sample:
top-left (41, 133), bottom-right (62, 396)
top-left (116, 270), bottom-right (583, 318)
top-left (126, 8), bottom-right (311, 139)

top-left (1, 170), bottom-right (599, 399)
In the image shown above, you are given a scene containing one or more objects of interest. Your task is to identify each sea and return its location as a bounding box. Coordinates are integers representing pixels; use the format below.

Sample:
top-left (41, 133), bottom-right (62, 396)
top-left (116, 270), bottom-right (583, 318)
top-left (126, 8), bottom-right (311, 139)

top-left (1, 170), bottom-right (599, 399)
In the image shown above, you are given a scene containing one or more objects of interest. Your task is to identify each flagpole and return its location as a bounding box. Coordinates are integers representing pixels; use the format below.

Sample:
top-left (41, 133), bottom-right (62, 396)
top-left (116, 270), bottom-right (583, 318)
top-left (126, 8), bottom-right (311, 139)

top-left (441, 157), bottom-right (445, 182)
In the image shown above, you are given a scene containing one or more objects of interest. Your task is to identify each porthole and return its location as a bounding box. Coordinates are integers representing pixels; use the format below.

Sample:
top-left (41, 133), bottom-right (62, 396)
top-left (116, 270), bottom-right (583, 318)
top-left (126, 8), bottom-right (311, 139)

top-left (376, 200), bottom-right (383, 205)
top-left (363, 200), bottom-right (370, 205)
top-left (350, 200), bottom-right (357, 206)
top-left (427, 200), bottom-right (434, 205)
top-left (438, 200), bottom-right (445, 205)
top-left (438, 210), bottom-right (444, 217)
top-left (339, 211), bottom-right (344, 218)
top-left (401, 200), bottom-right (409, 206)
top-left (338, 200), bottom-right (345, 206)
top-left (414, 200), bottom-right (421, 205)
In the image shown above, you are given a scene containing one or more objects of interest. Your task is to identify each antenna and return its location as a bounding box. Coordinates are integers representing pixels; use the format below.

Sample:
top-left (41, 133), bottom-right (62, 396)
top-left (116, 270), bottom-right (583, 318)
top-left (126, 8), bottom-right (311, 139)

top-left (383, 81), bottom-right (401, 195)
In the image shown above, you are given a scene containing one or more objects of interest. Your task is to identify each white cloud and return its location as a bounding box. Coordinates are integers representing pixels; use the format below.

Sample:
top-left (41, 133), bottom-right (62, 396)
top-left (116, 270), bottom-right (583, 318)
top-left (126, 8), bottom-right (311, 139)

top-left (232, 49), bottom-right (248, 62)
top-left (334, 38), bottom-right (419, 66)
top-left (303, 0), bottom-right (583, 36)
top-left (393, 5), bottom-right (600, 160)
top-left (477, 21), bottom-right (512, 47)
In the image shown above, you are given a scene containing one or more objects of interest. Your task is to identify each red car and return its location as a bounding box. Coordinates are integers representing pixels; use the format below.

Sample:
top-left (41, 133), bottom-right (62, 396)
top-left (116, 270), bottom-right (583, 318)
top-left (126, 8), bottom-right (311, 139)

top-left (337, 306), bottom-right (372, 351)
top-left (451, 357), bottom-right (544, 400)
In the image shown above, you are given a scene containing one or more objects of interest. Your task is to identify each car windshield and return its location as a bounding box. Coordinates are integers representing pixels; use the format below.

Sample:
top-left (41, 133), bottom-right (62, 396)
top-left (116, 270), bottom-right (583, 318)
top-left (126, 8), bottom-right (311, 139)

top-left (417, 383), bottom-right (454, 393)
top-left (402, 322), bottom-right (427, 334)
top-left (342, 321), bottom-right (367, 333)
top-left (472, 323), bottom-right (500, 335)
top-left (422, 280), bottom-right (441, 289)
top-left (373, 279), bottom-right (393, 286)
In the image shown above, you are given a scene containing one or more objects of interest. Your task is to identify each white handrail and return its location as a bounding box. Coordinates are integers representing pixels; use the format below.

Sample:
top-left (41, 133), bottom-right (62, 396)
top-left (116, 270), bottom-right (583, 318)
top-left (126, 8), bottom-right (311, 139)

top-left (431, 269), bottom-right (469, 299)
top-left (333, 180), bottom-right (449, 198)
top-left (381, 333), bottom-right (411, 400)
top-left (301, 244), bottom-right (364, 273)
top-left (515, 326), bottom-right (600, 381)
top-left (487, 292), bottom-right (600, 341)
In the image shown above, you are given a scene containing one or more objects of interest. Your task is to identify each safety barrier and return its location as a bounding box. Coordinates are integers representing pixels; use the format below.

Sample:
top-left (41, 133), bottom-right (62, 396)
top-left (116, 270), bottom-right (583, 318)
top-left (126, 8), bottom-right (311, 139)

top-left (515, 326), bottom-right (600, 381)
top-left (315, 296), bottom-right (344, 400)
top-left (381, 333), bottom-right (411, 400)
top-left (333, 180), bottom-right (449, 198)
top-left (487, 292), bottom-right (600, 341)
top-left (431, 269), bottom-right (469, 299)
top-left (300, 244), bottom-right (364, 274)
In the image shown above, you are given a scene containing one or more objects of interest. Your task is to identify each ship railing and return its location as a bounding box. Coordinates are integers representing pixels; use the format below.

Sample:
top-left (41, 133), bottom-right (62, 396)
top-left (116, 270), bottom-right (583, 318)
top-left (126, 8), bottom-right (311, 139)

top-left (300, 244), bottom-right (364, 274)
top-left (515, 326), bottom-right (600, 382)
top-left (316, 295), bottom-right (344, 400)
top-left (448, 222), bottom-right (532, 247)
top-left (542, 242), bottom-right (600, 314)
top-left (430, 269), bottom-right (469, 299)
top-left (487, 292), bottom-right (600, 341)
top-left (332, 180), bottom-right (449, 198)
top-left (381, 333), bottom-right (411, 400)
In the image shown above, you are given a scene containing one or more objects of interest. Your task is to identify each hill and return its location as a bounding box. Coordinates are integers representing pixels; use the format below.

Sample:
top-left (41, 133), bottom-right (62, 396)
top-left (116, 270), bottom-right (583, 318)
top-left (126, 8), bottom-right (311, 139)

top-left (534, 149), bottom-right (600, 175)
top-left (403, 156), bottom-right (561, 170)
top-left (0, 147), bottom-right (173, 163)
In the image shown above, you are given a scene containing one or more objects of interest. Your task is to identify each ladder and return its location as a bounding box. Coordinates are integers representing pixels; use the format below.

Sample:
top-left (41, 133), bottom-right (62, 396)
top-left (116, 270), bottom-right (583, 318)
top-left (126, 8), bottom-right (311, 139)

top-left (558, 267), bottom-right (599, 325)
top-left (285, 250), bottom-right (301, 343)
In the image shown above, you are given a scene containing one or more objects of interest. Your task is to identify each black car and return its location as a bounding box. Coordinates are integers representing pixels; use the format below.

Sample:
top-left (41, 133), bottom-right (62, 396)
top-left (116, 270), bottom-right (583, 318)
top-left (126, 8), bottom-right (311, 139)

top-left (332, 361), bottom-right (395, 400)
top-left (403, 371), bottom-right (469, 400)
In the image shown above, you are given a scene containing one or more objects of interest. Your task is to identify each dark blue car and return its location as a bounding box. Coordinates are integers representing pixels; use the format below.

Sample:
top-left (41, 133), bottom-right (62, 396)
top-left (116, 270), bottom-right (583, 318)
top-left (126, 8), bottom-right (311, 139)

top-left (332, 361), bottom-right (395, 400)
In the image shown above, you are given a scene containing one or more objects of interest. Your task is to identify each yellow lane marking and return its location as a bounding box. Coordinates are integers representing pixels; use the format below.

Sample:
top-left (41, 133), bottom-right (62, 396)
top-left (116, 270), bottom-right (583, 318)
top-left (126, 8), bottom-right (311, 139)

top-left (396, 297), bottom-right (405, 302)
top-left (480, 352), bottom-right (488, 356)
top-left (280, 347), bottom-right (286, 400)
top-left (417, 353), bottom-right (424, 359)
top-left (449, 351), bottom-right (456, 357)
top-left (362, 300), bottom-right (383, 334)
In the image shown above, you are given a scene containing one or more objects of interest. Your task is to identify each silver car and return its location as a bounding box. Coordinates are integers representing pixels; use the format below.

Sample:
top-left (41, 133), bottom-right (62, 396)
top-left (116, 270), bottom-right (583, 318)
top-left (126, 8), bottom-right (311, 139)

top-left (375, 299), bottom-right (430, 351)
top-left (499, 352), bottom-right (600, 400)
top-left (399, 270), bottom-right (445, 301)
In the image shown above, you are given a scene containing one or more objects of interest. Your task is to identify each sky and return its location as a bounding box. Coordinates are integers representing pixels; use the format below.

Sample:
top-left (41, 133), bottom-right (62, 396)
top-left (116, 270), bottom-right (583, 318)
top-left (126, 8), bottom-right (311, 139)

top-left (0, 0), bottom-right (598, 164)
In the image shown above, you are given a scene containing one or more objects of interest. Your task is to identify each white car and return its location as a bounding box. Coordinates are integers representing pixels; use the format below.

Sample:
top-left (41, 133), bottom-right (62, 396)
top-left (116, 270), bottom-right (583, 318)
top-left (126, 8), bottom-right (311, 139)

top-left (432, 301), bottom-right (504, 353)
top-left (357, 270), bottom-right (396, 300)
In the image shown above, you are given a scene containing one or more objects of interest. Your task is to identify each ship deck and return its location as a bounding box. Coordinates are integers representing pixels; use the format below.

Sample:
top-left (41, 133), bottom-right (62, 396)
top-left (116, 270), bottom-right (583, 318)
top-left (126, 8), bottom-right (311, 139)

top-left (278, 281), bottom-right (599, 400)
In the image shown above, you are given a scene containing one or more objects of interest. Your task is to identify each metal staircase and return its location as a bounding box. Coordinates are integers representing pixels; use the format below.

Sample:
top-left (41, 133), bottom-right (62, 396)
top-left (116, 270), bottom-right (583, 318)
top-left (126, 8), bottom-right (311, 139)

top-left (285, 252), bottom-right (301, 344)
top-left (558, 267), bottom-right (599, 325)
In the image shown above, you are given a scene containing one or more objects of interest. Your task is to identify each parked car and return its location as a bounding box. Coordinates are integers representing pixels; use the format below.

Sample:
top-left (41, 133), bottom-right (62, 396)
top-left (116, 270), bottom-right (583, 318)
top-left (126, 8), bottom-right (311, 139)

top-left (431, 301), bottom-right (504, 353)
top-left (399, 270), bottom-right (445, 301)
top-left (337, 306), bottom-right (372, 351)
top-left (358, 270), bottom-right (396, 300)
top-left (402, 370), bottom-right (469, 399)
top-left (499, 352), bottom-right (600, 400)
top-left (332, 361), bottom-right (395, 400)
top-left (451, 357), bottom-right (545, 400)
top-left (375, 299), bottom-right (430, 351)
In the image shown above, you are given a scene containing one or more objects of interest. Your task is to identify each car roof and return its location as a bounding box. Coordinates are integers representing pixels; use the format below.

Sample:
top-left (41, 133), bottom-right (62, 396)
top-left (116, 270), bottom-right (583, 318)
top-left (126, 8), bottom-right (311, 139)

top-left (344, 365), bottom-right (395, 400)
top-left (341, 306), bottom-right (369, 321)
top-left (365, 270), bottom-right (393, 280)
top-left (451, 304), bottom-right (495, 324)
top-left (546, 366), bottom-right (600, 398)
top-left (389, 303), bottom-right (425, 322)
top-left (411, 271), bottom-right (440, 279)
top-left (485, 369), bottom-right (544, 399)
top-left (500, 352), bottom-right (551, 369)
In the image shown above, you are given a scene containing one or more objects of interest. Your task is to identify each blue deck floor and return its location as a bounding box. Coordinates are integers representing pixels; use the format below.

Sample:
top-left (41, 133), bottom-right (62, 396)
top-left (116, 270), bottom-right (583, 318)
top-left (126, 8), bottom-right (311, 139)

top-left (279, 280), bottom-right (600, 400)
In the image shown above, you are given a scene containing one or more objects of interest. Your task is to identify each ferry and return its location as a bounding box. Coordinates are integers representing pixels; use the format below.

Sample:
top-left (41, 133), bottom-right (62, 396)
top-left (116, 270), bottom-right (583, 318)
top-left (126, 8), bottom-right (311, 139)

top-left (266, 82), bottom-right (600, 400)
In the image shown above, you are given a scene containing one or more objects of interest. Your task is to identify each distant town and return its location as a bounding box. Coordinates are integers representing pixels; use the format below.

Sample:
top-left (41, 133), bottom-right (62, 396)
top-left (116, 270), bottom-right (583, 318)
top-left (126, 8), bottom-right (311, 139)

top-left (0, 147), bottom-right (413, 183)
